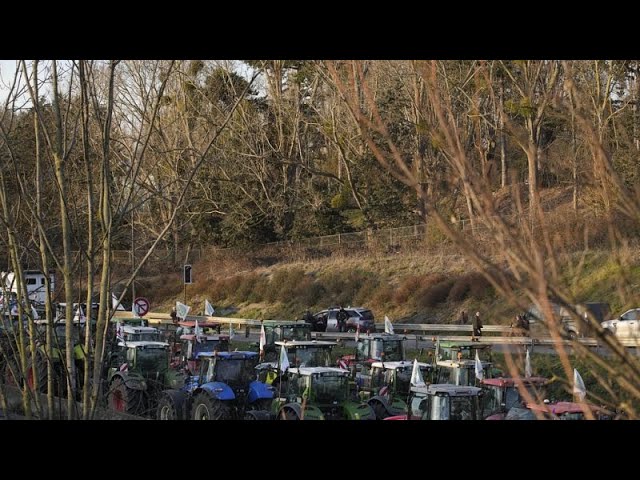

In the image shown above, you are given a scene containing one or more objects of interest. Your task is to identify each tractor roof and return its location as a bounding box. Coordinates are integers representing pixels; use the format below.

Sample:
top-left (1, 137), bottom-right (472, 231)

top-left (370, 360), bottom-right (431, 370)
top-left (274, 340), bottom-right (336, 347)
top-left (119, 341), bottom-right (168, 349)
top-left (180, 334), bottom-right (229, 341)
top-left (411, 383), bottom-right (483, 396)
top-left (481, 377), bottom-right (548, 388)
top-left (358, 333), bottom-right (404, 341)
top-left (526, 401), bottom-right (613, 416)
top-left (123, 325), bottom-right (159, 334)
top-left (436, 359), bottom-right (491, 368)
top-left (262, 320), bottom-right (309, 327)
top-left (196, 350), bottom-right (258, 360)
top-left (439, 341), bottom-right (492, 350)
top-left (178, 320), bottom-right (219, 328)
top-left (288, 366), bottom-right (349, 376)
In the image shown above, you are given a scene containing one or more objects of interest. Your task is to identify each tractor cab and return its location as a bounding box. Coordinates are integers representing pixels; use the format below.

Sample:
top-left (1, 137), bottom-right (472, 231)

top-left (256, 339), bottom-right (336, 385)
top-left (481, 376), bottom-right (548, 419)
top-left (197, 351), bottom-right (259, 390)
top-left (259, 321), bottom-right (312, 361)
top-left (122, 325), bottom-right (164, 343)
top-left (339, 333), bottom-right (405, 371)
top-left (356, 360), bottom-right (432, 419)
top-left (389, 384), bottom-right (483, 420)
top-left (434, 358), bottom-right (493, 387)
top-left (274, 367), bottom-right (376, 420)
top-left (435, 341), bottom-right (492, 362)
top-left (175, 333), bottom-right (230, 373)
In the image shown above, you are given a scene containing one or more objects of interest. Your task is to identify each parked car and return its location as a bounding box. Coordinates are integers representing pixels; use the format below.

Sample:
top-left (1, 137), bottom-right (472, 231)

top-left (312, 307), bottom-right (375, 333)
top-left (601, 308), bottom-right (640, 339)
top-left (526, 301), bottom-right (611, 339)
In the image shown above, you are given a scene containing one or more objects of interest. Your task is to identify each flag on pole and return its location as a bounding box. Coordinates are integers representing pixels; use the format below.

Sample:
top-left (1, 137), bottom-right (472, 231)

top-left (132, 300), bottom-right (138, 317)
top-left (229, 321), bottom-right (235, 339)
top-left (384, 316), bottom-right (394, 334)
top-left (410, 358), bottom-right (426, 387)
top-left (355, 323), bottom-right (360, 342)
top-left (435, 337), bottom-right (441, 361)
top-left (279, 344), bottom-right (290, 373)
top-left (116, 321), bottom-right (125, 343)
top-left (259, 324), bottom-right (266, 357)
top-left (525, 348), bottom-right (532, 378)
top-left (176, 301), bottom-right (190, 320)
top-left (573, 368), bottom-right (586, 401)
top-left (475, 350), bottom-right (484, 381)
top-left (204, 299), bottom-right (215, 316)
top-left (195, 319), bottom-right (202, 343)
top-left (75, 305), bottom-right (86, 324)
top-left (31, 304), bottom-right (39, 320)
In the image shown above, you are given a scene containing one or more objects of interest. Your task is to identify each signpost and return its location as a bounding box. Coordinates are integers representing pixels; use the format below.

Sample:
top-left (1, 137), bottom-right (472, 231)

top-left (183, 264), bottom-right (192, 304)
top-left (133, 297), bottom-right (150, 317)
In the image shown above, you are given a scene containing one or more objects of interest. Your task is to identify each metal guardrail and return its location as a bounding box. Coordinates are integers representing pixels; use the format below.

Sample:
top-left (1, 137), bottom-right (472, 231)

top-left (129, 311), bottom-right (640, 347)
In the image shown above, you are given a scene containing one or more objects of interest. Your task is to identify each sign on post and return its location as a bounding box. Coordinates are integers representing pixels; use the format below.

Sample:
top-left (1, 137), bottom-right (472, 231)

top-left (133, 297), bottom-right (150, 317)
top-left (184, 264), bottom-right (192, 284)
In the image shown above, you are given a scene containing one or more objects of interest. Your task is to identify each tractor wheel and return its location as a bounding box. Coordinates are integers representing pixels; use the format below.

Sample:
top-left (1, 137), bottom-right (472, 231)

top-left (191, 392), bottom-right (231, 420)
top-left (369, 400), bottom-right (389, 420)
top-left (279, 407), bottom-right (300, 420)
top-left (108, 377), bottom-right (142, 415)
top-left (157, 394), bottom-right (181, 420)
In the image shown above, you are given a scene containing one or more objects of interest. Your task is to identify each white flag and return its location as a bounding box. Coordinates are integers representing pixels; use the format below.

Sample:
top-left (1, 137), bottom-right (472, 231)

top-left (205, 299), bottom-right (215, 316)
top-left (31, 304), bottom-right (39, 320)
top-left (410, 358), bottom-right (426, 387)
top-left (475, 350), bottom-right (484, 381)
top-left (525, 348), bottom-right (532, 378)
top-left (355, 323), bottom-right (360, 342)
top-left (75, 305), bottom-right (86, 323)
top-left (132, 300), bottom-right (138, 317)
top-left (116, 321), bottom-right (125, 342)
top-left (176, 301), bottom-right (190, 320)
top-left (573, 368), bottom-right (586, 401)
top-left (229, 321), bottom-right (234, 339)
top-left (259, 324), bottom-right (266, 354)
top-left (194, 319), bottom-right (202, 343)
top-left (279, 344), bottom-right (290, 373)
top-left (384, 316), bottom-right (394, 334)
top-left (435, 337), bottom-right (441, 361)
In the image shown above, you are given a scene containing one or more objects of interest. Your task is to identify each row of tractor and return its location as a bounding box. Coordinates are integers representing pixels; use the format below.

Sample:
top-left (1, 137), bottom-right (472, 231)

top-left (1, 313), bottom-right (614, 420)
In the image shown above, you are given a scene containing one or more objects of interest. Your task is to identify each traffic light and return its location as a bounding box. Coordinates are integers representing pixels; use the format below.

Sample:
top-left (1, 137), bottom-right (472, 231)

top-left (184, 264), bottom-right (192, 284)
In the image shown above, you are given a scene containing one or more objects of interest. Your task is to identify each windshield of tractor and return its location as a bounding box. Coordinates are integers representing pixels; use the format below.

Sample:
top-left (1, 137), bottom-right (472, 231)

top-left (431, 394), bottom-right (477, 420)
top-left (52, 324), bottom-right (80, 348)
top-left (194, 338), bottom-right (229, 357)
top-left (127, 332), bottom-right (163, 342)
top-left (312, 373), bottom-right (348, 403)
top-left (410, 393), bottom-right (429, 420)
top-left (270, 325), bottom-right (311, 342)
top-left (394, 366), bottom-right (416, 395)
top-left (208, 358), bottom-right (255, 386)
top-left (135, 347), bottom-right (169, 372)
top-left (291, 347), bottom-right (332, 368)
top-left (370, 339), bottom-right (404, 361)
top-left (483, 386), bottom-right (503, 415)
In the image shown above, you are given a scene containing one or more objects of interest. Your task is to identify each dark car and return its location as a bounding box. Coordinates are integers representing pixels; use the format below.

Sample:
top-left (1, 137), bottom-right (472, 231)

top-left (313, 307), bottom-right (375, 333)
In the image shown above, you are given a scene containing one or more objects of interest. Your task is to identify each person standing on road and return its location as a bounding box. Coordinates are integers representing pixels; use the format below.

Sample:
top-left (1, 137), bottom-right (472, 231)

top-left (459, 310), bottom-right (469, 325)
top-left (337, 307), bottom-right (348, 333)
top-left (472, 311), bottom-right (483, 339)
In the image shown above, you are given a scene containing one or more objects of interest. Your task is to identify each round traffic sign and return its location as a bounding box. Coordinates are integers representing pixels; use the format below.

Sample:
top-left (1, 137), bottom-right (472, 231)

top-left (133, 297), bottom-right (150, 317)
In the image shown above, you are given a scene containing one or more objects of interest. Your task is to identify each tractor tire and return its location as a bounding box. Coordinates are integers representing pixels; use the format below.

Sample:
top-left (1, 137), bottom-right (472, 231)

top-left (279, 407), bottom-right (300, 420)
top-left (157, 394), bottom-right (182, 420)
top-left (191, 392), bottom-right (232, 420)
top-left (369, 400), bottom-right (389, 420)
top-left (108, 377), bottom-right (142, 415)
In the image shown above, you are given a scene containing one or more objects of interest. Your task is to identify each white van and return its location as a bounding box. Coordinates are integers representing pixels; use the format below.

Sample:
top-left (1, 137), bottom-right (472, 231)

top-left (1, 270), bottom-right (55, 307)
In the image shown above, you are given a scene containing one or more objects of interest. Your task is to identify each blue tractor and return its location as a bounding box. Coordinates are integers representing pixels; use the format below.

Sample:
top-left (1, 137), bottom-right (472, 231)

top-left (156, 351), bottom-right (274, 420)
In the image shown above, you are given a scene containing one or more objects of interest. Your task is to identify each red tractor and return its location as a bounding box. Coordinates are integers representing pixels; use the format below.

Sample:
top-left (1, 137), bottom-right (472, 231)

top-left (480, 376), bottom-right (548, 420)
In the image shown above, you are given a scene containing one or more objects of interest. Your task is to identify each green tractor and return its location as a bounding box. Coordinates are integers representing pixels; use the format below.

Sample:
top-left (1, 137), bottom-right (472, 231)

top-left (106, 340), bottom-right (186, 416)
top-left (433, 341), bottom-right (496, 387)
top-left (355, 360), bottom-right (432, 420)
top-left (387, 384), bottom-right (484, 420)
top-left (256, 321), bottom-right (313, 362)
top-left (256, 339), bottom-right (336, 387)
top-left (274, 367), bottom-right (376, 420)
top-left (337, 333), bottom-right (406, 372)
